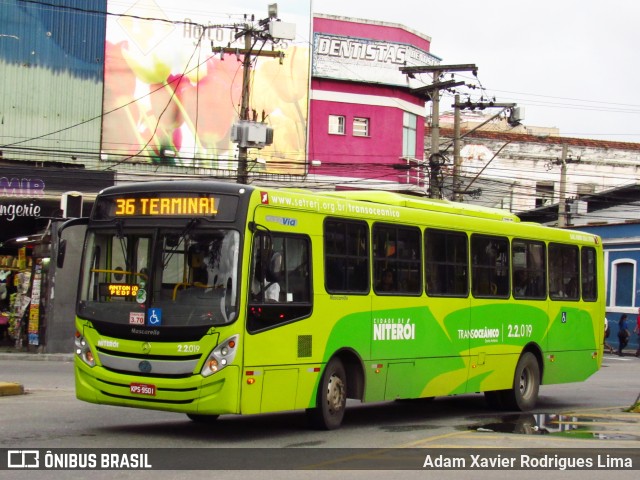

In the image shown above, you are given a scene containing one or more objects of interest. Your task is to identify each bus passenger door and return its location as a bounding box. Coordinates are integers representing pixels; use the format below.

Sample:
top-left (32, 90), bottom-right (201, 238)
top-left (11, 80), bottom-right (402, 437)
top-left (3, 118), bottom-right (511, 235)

top-left (370, 223), bottom-right (471, 400)
top-left (468, 234), bottom-right (518, 393)
top-left (416, 296), bottom-right (471, 398)
top-left (241, 225), bottom-right (314, 414)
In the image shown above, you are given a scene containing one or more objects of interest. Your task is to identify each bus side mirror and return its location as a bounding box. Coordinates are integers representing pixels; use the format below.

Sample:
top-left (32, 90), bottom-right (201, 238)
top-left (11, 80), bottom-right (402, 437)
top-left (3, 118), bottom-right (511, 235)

top-left (55, 216), bottom-right (89, 269)
top-left (57, 239), bottom-right (67, 269)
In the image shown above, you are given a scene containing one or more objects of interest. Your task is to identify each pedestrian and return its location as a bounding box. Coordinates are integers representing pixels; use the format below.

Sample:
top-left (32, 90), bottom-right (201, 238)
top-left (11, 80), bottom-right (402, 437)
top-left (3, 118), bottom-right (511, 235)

top-left (604, 317), bottom-right (613, 354)
top-left (617, 314), bottom-right (630, 356)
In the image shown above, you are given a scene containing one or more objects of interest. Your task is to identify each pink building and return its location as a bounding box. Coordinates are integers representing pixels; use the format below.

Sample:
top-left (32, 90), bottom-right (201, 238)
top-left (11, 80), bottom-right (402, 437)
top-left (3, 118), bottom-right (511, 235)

top-left (309, 14), bottom-right (440, 189)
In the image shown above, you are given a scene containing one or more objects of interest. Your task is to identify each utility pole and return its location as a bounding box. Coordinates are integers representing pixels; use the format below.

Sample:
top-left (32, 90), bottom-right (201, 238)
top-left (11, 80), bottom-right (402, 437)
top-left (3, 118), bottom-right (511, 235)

top-left (557, 145), bottom-right (569, 227)
top-left (452, 94), bottom-right (462, 201)
top-left (550, 144), bottom-right (580, 227)
top-left (399, 64), bottom-right (476, 198)
top-left (237, 30), bottom-right (280, 185)
top-left (429, 81), bottom-right (443, 199)
top-left (212, 5), bottom-right (295, 184)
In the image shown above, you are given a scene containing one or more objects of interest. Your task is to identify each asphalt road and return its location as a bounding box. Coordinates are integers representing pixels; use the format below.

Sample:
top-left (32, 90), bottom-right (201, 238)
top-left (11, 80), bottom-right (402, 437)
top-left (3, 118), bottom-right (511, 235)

top-left (0, 352), bottom-right (638, 479)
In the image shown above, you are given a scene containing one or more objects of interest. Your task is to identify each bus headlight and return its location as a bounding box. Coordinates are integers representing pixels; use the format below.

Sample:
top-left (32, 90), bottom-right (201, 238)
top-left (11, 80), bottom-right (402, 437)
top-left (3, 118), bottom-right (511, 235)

top-left (201, 335), bottom-right (239, 377)
top-left (75, 331), bottom-right (96, 367)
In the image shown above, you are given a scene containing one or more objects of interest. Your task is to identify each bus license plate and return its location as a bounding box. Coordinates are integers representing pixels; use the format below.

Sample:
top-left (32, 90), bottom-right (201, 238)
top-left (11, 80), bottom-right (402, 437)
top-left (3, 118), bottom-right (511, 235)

top-left (130, 383), bottom-right (156, 396)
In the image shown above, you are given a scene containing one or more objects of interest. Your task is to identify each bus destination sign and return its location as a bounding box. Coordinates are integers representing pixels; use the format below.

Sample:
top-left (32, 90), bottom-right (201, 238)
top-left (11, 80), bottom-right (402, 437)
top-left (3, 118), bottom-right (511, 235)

top-left (108, 284), bottom-right (138, 296)
top-left (114, 196), bottom-right (219, 217)
top-left (92, 191), bottom-right (239, 221)
top-left (99, 283), bottom-right (139, 298)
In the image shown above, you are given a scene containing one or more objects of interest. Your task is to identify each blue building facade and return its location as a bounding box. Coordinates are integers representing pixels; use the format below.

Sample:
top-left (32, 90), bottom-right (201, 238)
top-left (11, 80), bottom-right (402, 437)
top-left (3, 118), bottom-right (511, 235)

top-left (576, 222), bottom-right (640, 354)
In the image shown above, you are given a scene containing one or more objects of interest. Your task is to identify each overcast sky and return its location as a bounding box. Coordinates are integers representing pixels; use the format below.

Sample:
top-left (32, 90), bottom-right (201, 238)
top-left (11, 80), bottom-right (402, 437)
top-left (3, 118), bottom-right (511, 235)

top-left (312, 0), bottom-right (640, 143)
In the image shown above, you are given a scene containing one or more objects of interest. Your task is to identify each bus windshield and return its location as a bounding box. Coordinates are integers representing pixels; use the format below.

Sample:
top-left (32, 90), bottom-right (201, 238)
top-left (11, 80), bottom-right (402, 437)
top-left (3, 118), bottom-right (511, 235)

top-left (78, 225), bottom-right (240, 329)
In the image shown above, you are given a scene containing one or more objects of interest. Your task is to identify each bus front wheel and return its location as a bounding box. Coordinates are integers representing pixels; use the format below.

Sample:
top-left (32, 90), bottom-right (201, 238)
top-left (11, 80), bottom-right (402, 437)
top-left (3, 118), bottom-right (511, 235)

top-left (501, 352), bottom-right (540, 411)
top-left (306, 358), bottom-right (347, 430)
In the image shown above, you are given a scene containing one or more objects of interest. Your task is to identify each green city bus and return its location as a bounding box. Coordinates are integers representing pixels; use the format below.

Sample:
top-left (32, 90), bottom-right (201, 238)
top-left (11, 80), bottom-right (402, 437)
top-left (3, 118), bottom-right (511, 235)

top-left (61, 180), bottom-right (604, 429)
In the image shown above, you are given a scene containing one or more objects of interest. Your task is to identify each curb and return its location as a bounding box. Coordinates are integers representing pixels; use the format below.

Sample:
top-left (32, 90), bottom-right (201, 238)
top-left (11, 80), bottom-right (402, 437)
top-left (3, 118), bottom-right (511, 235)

top-left (0, 382), bottom-right (24, 396)
top-left (0, 352), bottom-right (73, 362)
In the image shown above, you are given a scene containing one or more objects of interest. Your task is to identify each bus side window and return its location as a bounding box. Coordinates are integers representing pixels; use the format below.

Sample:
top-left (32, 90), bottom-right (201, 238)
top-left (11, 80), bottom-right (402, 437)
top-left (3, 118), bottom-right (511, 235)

top-left (581, 247), bottom-right (598, 301)
top-left (324, 219), bottom-right (369, 294)
top-left (288, 258), bottom-right (310, 302)
top-left (549, 243), bottom-right (579, 300)
top-left (265, 251), bottom-right (283, 302)
top-left (372, 223), bottom-right (421, 295)
top-left (247, 233), bottom-right (312, 332)
top-left (471, 234), bottom-right (509, 298)
top-left (512, 239), bottom-right (546, 300)
top-left (425, 229), bottom-right (468, 297)
top-left (250, 234), bottom-right (280, 302)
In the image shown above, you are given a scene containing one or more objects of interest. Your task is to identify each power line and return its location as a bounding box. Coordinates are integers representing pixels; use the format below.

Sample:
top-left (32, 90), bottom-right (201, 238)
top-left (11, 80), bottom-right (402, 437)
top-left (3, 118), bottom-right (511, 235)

top-left (7, 0), bottom-right (640, 219)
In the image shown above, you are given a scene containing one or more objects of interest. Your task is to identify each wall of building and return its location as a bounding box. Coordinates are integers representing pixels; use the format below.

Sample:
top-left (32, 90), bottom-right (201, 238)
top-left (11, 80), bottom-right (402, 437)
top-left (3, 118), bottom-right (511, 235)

top-left (0, 165), bottom-right (114, 245)
top-left (427, 127), bottom-right (640, 213)
top-left (576, 222), bottom-right (640, 353)
top-left (310, 80), bottom-right (425, 181)
top-left (0, 0), bottom-right (106, 167)
top-left (100, 0), bottom-right (312, 177)
top-left (308, 14), bottom-right (435, 188)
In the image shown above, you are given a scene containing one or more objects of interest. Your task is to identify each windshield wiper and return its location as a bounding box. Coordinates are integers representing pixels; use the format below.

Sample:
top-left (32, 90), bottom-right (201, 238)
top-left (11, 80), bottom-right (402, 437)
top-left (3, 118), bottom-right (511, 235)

top-left (163, 218), bottom-right (201, 268)
top-left (115, 219), bottom-right (129, 270)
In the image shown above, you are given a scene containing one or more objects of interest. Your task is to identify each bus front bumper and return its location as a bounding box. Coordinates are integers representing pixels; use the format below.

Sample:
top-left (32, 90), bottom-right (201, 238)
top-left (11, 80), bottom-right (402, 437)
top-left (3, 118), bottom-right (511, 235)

top-left (75, 358), bottom-right (240, 415)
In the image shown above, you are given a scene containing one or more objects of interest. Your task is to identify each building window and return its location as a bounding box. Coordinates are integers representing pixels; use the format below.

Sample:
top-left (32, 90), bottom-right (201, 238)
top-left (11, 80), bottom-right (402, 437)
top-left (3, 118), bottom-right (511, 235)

top-left (535, 182), bottom-right (554, 207)
top-left (328, 115), bottom-right (345, 135)
top-left (577, 184), bottom-right (596, 197)
top-left (612, 259), bottom-right (635, 307)
top-left (353, 117), bottom-right (369, 137)
top-left (402, 112), bottom-right (417, 158)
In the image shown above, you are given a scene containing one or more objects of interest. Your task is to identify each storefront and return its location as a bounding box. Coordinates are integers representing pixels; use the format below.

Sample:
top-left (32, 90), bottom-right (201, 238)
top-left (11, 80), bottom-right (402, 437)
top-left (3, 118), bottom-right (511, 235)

top-left (0, 165), bottom-right (114, 350)
top-left (0, 235), bottom-right (54, 348)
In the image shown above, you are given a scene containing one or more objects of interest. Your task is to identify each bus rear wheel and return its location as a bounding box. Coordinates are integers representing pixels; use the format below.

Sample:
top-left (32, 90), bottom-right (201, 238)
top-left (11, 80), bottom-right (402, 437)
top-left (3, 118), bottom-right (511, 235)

top-left (306, 358), bottom-right (347, 430)
top-left (501, 352), bottom-right (540, 411)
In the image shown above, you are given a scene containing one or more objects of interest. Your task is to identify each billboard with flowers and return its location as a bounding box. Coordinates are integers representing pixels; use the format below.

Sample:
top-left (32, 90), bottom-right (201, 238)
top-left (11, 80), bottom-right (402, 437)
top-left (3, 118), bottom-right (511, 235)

top-left (101, 0), bottom-right (311, 175)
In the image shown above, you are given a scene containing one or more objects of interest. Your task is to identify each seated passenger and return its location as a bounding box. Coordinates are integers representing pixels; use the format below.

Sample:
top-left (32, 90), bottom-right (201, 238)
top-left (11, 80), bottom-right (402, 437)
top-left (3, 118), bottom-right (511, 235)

top-left (377, 269), bottom-right (394, 292)
top-left (251, 252), bottom-right (282, 302)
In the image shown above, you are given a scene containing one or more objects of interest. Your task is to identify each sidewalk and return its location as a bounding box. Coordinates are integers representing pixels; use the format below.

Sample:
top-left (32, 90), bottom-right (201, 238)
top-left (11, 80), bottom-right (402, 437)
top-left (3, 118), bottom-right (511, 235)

top-left (0, 351), bottom-right (73, 361)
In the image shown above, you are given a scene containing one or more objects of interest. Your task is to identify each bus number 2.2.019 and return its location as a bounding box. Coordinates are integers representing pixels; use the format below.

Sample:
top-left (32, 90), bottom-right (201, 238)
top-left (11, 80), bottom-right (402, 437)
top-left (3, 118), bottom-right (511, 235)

top-left (177, 344), bottom-right (200, 353)
top-left (508, 324), bottom-right (533, 338)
